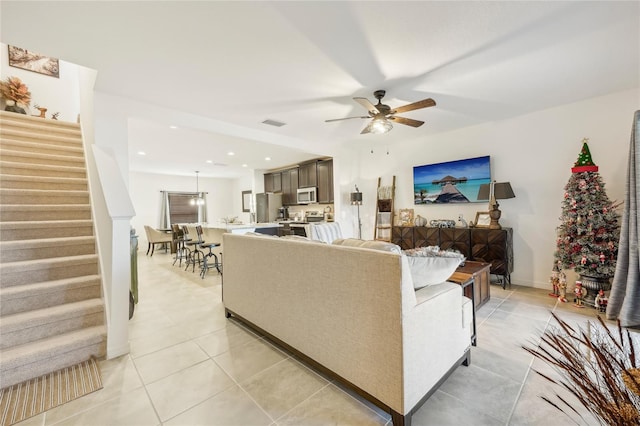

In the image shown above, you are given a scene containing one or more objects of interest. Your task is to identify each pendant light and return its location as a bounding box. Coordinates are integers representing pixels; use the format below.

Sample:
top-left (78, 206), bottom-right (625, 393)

top-left (190, 171), bottom-right (205, 206)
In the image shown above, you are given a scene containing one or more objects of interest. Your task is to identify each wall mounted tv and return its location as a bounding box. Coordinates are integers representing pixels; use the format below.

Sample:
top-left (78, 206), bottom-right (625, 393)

top-left (413, 155), bottom-right (491, 204)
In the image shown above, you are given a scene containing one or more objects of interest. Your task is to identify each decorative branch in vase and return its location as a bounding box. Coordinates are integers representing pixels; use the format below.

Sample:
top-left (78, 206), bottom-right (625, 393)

top-left (0, 76), bottom-right (31, 114)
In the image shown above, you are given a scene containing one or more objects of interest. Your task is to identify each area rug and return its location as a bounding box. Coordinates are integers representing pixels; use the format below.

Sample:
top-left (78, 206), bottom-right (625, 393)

top-left (0, 357), bottom-right (103, 426)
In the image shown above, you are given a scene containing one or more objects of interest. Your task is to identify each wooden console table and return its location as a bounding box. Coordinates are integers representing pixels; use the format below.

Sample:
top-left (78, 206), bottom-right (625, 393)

top-left (393, 226), bottom-right (513, 288)
top-left (447, 261), bottom-right (491, 346)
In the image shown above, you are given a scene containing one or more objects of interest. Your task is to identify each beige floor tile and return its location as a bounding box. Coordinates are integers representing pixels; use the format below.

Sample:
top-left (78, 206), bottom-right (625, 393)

top-left (133, 340), bottom-right (209, 384)
top-left (213, 338), bottom-right (288, 383)
top-left (194, 322), bottom-right (261, 358)
top-left (240, 358), bottom-right (329, 420)
top-left (163, 385), bottom-right (272, 426)
top-left (146, 359), bottom-right (235, 421)
top-left (438, 363), bottom-right (522, 423)
top-left (277, 383), bottom-right (386, 426)
top-left (412, 389), bottom-right (503, 425)
top-left (129, 324), bottom-right (192, 358)
top-left (46, 387), bottom-right (159, 426)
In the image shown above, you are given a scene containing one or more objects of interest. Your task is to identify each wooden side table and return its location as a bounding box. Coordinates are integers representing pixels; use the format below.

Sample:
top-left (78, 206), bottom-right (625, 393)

top-left (447, 261), bottom-right (491, 346)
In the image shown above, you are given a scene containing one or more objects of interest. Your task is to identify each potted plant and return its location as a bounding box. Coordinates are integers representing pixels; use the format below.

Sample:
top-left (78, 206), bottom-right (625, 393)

top-left (0, 76), bottom-right (31, 114)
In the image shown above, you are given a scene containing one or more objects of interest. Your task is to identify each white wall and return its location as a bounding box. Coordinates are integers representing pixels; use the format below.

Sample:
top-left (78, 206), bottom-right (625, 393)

top-left (0, 43), bottom-right (79, 122)
top-left (335, 88), bottom-right (639, 289)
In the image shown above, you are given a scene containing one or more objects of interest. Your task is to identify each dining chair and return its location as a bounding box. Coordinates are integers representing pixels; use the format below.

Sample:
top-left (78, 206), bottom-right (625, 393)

top-left (143, 225), bottom-right (173, 256)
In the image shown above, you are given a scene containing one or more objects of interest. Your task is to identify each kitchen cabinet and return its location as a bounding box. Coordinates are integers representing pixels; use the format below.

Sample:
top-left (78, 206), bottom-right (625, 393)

top-left (264, 172), bottom-right (282, 193)
top-left (317, 159), bottom-right (333, 203)
top-left (298, 161), bottom-right (317, 188)
top-left (281, 167), bottom-right (299, 205)
top-left (392, 226), bottom-right (513, 287)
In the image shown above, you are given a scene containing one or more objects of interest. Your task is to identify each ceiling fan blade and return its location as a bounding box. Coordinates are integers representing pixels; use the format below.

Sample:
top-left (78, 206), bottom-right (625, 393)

top-left (392, 98), bottom-right (436, 114)
top-left (325, 116), bottom-right (369, 123)
top-left (389, 116), bottom-right (424, 127)
top-left (354, 97), bottom-right (380, 115)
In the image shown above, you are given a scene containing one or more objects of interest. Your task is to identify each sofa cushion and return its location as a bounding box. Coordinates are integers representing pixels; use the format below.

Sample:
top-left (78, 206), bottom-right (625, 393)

top-left (403, 246), bottom-right (465, 290)
top-left (332, 238), bottom-right (402, 254)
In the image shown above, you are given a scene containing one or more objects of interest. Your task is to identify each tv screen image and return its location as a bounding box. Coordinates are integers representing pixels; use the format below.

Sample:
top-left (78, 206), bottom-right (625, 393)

top-left (413, 156), bottom-right (491, 204)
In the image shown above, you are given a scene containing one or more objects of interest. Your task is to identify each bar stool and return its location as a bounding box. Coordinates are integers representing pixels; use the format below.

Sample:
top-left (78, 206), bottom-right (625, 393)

top-left (200, 237), bottom-right (222, 278)
top-left (171, 224), bottom-right (189, 266)
top-left (183, 225), bottom-right (204, 272)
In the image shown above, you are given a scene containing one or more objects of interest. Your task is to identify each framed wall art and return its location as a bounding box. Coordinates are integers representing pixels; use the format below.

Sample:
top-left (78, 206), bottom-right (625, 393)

top-left (8, 45), bottom-right (60, 78)
top-left (242, 190), bottom-right (252, 212)
top-left (398, 208), bottom-right (414, 226)
top-left (413, 156), bottom-right (491, 204)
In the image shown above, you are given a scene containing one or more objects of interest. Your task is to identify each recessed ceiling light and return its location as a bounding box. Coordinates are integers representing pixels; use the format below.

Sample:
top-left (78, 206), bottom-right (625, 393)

top-left (227, 152), bottom-right (235, 156)
top-left (169, 125), bottom-right (178, 129)
top-left (138, 151), bottom-right (146, 156)
top-left (206, 160), bottom-right (213, 163)
top-left (242, 164), bottom-right (248, 168)
top-left (262, 119), bottom-right (286, 127)
top-left (265, 157), bottom-right (271, 161)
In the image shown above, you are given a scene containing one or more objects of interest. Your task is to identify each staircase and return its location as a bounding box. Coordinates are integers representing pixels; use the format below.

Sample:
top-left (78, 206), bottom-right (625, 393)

top-left (0, 111), bottom-right (106, 389)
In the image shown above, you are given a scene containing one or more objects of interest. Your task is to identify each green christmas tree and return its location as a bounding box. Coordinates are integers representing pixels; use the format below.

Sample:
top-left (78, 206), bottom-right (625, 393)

top-left (553, 139), bottom-right (620, 277)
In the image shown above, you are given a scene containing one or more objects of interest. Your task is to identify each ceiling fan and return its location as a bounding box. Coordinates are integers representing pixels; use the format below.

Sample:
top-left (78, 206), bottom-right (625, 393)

top-left (325, 90), bottom-right (436, 134)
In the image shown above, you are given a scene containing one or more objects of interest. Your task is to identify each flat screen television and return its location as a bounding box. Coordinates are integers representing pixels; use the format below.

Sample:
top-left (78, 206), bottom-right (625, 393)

top-left (413, 155), bottom-right (491, 204)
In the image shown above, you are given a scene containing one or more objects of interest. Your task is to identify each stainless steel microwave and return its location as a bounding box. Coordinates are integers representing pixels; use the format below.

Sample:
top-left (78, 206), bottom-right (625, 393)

top-left (297, 187), bottom-right (317, 204)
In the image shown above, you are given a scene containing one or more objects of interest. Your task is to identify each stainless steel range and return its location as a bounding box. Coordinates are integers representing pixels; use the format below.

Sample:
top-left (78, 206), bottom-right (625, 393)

top-left (305, 211), bottom-right (324, 223)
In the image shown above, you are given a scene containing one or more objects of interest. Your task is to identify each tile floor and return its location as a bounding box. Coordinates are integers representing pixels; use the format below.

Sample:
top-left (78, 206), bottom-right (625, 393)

top-left (21, 251), bottom-right (622, 426)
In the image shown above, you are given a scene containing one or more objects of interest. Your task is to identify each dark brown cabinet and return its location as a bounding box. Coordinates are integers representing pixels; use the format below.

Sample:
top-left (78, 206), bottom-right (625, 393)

top-left (298, 161), bottom-right (317, 188)
top-left (281, 168), bottom-right (299, 205)
top-left (392, 226), bottom-right (513, 286)
top-left (317, 159), bottom-right (333, 203)
top-left (264, 172), bottom-right (282, 193)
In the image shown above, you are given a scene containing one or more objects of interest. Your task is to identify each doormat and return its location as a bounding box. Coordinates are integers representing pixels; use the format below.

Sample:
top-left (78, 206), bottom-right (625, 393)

top-left (0, 357), bottom-right (103, 426)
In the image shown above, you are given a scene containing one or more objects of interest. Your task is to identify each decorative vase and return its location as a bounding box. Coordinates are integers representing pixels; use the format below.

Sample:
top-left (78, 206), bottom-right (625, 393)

top-left (578, 274), bottom-right (612, 308)
top-left (4, 100), bottom-right (26, 114)
top-left (414, 215), bottom-right (427, 226)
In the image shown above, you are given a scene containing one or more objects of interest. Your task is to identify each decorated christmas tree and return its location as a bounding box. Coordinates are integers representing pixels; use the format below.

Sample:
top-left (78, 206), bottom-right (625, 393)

top-left (553, 139), bottom-right (621, 305)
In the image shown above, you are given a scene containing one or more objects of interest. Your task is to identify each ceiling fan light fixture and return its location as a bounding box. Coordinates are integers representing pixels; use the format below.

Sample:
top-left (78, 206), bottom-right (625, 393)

top-left (370, 118), bottom-right (393, 134)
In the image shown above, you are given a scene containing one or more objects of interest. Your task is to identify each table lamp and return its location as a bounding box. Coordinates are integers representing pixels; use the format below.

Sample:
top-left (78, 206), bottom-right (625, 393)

top-left (350, 185), bottom-right (363, 239)
top-left (476, 181), bottom-right (515, 229)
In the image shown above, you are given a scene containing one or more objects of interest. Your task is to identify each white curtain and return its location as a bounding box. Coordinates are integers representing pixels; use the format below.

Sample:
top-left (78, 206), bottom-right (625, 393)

top-left (607, 111), bottom-right (640, 327)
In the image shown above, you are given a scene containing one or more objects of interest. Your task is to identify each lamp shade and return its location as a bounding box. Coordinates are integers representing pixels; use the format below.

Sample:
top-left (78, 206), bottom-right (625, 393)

top-left (477, 182), bottom-right (515, 200)
top-left (350, 191), bottom-right (363, 205)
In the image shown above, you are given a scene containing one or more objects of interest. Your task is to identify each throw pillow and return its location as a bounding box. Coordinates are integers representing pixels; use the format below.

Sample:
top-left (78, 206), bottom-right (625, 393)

top-left (332, 238), bottom-right (402, 254)
top-left (403, 246), bottom-right (465, 290)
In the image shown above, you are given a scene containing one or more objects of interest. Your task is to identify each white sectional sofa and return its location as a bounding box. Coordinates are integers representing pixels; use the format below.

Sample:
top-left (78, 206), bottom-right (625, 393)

top-left (222, 233), bottom-right (473, 426)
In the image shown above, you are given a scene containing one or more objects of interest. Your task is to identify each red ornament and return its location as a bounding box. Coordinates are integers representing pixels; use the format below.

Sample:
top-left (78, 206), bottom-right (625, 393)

top-left (581, 255), bottom-right (587, 265)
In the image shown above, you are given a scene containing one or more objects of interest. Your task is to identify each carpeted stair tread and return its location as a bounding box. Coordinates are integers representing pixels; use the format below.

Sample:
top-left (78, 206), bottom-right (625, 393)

top-left (0, 161), bottom-right (86, 178)
top-left (0, 325), bottom-right (107, 387)
top-left (0, 110), bottom-right (80, 132)
top-left (0, 254), bottom-right (98, 287)
top-left (0, 275), bottom-right (101, 316)
top-left (0, 253), bottom-right (98, 273)
top-left (0, 188), bottom-right (89, 205)
top-left (1, 298), bottom-right (104, 334)
top-left (0, 326), bottom-right (106, 367)
top-left (0, 131), bottom-right (83, 148)
top-left (0, 174), bottom-right (87, 191)
top-left (0, 220), bottom-right (94, 241)
top-left (0, 136), bottom-right (84, 157)
top-left (0, 204), bottom-right (91, 222)
top-left (0, 148), bottom-right (85, 163)
top-left (0, 236), bottom-right (96, 262)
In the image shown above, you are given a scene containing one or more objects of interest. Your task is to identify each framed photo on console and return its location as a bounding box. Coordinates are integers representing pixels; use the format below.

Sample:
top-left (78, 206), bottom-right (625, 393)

top-left (474, 212), bottom-right (491, 228)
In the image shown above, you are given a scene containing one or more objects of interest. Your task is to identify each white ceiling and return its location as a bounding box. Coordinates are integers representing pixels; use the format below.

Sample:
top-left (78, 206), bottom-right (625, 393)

top-left (1, 1), bottom-right (638, 178)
